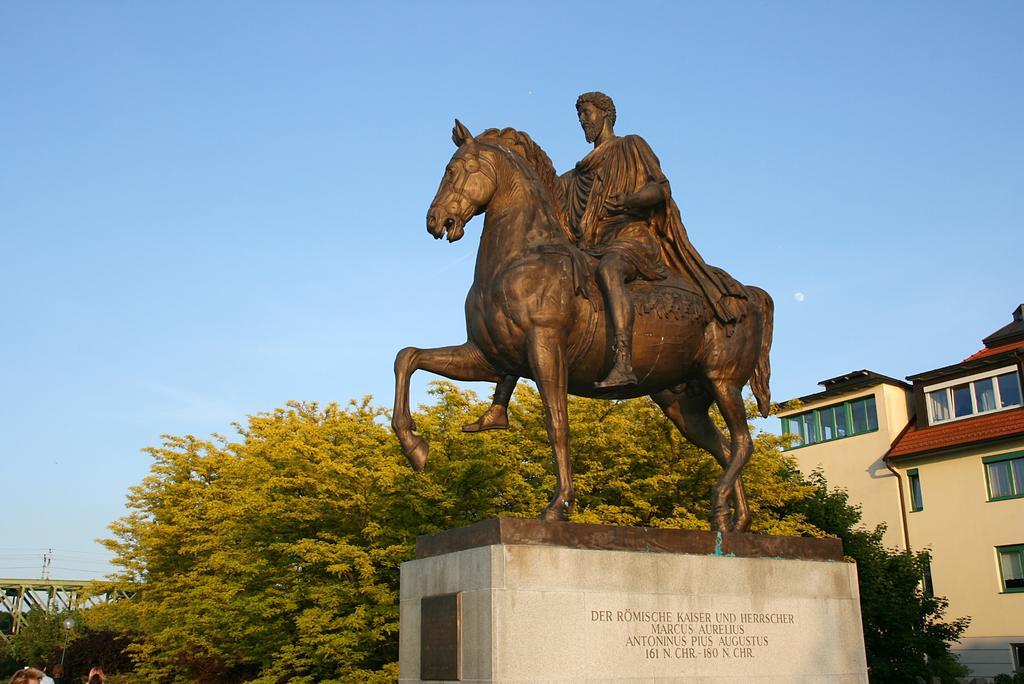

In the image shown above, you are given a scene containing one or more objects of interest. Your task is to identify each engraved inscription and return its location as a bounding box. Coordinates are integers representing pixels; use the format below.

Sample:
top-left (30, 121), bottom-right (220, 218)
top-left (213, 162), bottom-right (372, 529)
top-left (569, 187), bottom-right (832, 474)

top-left (590, 608), bottom-right (796, 661)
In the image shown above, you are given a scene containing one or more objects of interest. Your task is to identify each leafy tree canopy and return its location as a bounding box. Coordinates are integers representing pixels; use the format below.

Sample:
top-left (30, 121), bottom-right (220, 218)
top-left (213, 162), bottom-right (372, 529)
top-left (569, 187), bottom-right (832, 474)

top-left (87, 383), bottom-right (965, 683)
top-left (0, 610), bottom-right (65, 673)
top-left (782, 471), bottom-right (969, 684)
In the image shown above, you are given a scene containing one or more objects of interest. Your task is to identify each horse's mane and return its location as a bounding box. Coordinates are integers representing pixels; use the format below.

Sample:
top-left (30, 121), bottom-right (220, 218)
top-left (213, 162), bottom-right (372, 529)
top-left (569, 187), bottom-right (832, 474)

top-left (477, 127), bottom-right (569, 233)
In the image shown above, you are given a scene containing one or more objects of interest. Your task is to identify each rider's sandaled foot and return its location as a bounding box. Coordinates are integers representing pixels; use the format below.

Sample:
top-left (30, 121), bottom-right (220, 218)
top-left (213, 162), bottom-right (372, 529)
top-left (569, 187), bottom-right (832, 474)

top-left (594, 367), bottom-right (638, 390)
top-left (461, 406), bottom-right (509, 433)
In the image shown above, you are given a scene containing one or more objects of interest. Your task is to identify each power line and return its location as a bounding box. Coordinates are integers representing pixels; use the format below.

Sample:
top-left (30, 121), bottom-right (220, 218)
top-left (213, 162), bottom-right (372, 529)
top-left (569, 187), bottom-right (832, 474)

top-left (0, 547), bottom-right (113, 556)
top-left (0, 561), bottom-right (116, 565)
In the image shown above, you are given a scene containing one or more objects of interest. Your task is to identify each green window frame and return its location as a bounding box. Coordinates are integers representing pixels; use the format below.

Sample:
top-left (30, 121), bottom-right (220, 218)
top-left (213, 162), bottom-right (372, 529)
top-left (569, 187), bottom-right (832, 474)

top-left (921, 554), bottom-right (934, 597)
top-left (781, 395), bottom-right (878, 450)
top-left (908, 468), bottom-right (924, 512)
top-left (983, 451), bottom-right (1024, 501)
top-left (996, 544), bottom-right (1024, 593)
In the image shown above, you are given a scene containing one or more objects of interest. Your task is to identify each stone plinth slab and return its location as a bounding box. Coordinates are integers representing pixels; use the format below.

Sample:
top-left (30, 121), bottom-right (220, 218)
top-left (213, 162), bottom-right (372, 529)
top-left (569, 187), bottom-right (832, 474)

top-left (400, 520), bottom-right (867, 683)
top-left (416, 517), bottom-right (844, 562)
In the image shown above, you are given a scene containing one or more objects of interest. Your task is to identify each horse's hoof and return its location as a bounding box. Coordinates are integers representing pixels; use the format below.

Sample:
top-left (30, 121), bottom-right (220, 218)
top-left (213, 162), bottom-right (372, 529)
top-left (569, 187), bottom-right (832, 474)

top-left (539, 502), bottom-right (569, 522)
top-left (404, 436), bottom-right (429, 472)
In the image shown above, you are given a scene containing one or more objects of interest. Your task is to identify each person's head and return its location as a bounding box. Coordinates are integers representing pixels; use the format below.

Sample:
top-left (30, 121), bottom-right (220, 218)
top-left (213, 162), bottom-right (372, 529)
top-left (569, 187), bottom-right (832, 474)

top-left (576, 91), bottom-right (616, 143)
top-left (7, 667), bottom-right (44, 684)
top-left (49, 664), bottom-right (63, 678)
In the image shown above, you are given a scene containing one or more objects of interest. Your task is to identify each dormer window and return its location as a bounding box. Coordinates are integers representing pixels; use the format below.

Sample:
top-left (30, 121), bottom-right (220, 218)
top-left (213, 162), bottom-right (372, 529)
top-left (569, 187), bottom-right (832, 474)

top-left (781, 395), bottom-right (878, 448)
top-left (925, 366), bottom-right (1023, 425)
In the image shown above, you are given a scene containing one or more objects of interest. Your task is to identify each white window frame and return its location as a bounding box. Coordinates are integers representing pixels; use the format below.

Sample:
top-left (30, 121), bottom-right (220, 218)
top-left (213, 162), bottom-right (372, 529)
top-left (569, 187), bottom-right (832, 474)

top-left (924, 365), bottom-right (1022, 425)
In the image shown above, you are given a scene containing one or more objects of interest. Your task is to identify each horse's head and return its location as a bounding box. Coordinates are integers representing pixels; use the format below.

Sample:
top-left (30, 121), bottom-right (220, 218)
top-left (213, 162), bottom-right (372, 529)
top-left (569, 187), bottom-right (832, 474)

top-left (426, 120), bottom-right (497, 243)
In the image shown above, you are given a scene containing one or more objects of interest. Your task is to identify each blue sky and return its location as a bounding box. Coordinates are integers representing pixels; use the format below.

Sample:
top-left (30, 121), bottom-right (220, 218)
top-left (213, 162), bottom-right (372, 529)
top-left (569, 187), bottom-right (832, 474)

top-left (1, 2), bottom-right (1020, 579)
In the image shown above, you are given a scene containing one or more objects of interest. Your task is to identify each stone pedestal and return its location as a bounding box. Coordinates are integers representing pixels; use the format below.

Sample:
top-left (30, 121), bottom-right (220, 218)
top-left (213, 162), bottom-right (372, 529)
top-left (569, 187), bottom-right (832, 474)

top-left (400, 518), bottom-right (868, 683)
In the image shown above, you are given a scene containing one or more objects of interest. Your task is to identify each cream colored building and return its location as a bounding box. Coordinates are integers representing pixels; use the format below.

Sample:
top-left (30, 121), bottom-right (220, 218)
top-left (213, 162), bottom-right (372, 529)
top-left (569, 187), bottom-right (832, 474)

top-left (777, 371), bottom-right (913, 551)
top-left (777, 305), bottom-right (1024, 680)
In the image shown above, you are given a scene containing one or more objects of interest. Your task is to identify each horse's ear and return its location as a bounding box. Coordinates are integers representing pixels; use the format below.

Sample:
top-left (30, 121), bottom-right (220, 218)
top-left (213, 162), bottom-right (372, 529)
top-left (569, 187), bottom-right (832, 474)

top-left (452, 119), bottom-right (473, 147)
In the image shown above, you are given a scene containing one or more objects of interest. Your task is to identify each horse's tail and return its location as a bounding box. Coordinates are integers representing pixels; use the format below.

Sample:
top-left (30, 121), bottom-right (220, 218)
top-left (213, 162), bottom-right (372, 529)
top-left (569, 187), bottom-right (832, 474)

top-left (747, 286), bottom-right (774, 418)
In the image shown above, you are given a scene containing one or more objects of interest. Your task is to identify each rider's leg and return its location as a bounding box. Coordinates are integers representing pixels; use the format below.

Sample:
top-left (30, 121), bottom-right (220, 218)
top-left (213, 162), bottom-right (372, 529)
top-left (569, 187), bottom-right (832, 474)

top-left (594, 254), bottom-right (639, 389)
top-left (462, 374), bottom-right (518, 432)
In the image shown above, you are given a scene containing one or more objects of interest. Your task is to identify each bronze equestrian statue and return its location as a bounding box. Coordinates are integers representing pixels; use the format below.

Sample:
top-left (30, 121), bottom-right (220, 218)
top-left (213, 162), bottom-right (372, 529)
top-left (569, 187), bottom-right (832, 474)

top-left (463, 92), bottom-right (747, 431)
top-left (392, 94), bottom-right (774, 532)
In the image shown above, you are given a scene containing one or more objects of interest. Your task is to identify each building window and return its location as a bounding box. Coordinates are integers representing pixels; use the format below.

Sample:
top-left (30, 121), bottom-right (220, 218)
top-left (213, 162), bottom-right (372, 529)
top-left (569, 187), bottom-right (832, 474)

top-left (1013, 642), bottom-right (1024, 672)
top-left (908, 469), bottom-right (924, 512)
top-left (997, 544), bottom-right (1024, 593)
top-left (985, 452), bottom-right (1024, 501)
top-left (925, 366), bottom-right (1023, 425)
top-left (921, 555), bottom-right (934, 597)
top-left (781, 395), bottom-right (878, 448)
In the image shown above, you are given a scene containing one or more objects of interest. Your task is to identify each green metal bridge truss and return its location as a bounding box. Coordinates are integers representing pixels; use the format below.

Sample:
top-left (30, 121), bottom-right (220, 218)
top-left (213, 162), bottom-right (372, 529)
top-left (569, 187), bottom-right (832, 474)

top-left (0, 578), bottom-right (131, 637)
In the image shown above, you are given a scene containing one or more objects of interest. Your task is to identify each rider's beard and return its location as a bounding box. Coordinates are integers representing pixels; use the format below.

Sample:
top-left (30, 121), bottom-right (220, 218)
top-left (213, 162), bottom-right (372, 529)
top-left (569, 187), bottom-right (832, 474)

top-left (582, 121), bottom-right (601, 143)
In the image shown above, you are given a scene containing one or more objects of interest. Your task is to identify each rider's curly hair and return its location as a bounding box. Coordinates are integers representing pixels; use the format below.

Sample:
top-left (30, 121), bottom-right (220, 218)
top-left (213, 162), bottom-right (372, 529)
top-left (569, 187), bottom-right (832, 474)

top-left (576, 91), bottom-right (616, 127)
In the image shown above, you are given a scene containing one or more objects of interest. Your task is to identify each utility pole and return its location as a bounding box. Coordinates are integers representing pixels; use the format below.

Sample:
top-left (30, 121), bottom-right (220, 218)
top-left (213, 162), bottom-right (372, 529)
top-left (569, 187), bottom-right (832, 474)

top-left (41, 549), bottom-right (52, 580)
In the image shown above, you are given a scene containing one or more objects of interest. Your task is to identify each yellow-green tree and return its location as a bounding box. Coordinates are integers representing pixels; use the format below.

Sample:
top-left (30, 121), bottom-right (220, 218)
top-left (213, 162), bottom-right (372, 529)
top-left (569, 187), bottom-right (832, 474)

top-left (92, 383), bottom-right (814, 682)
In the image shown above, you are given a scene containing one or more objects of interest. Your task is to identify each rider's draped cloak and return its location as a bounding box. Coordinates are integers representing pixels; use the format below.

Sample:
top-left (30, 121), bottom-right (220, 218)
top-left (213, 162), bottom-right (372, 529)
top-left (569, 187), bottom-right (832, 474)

top-left (560, 134), bottom-right (743, 324)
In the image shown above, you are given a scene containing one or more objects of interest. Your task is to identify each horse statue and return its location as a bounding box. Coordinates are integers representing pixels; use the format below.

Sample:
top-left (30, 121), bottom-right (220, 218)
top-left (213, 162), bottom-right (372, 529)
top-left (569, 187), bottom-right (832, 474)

top-left (392, 120), bottom-right (774, 532)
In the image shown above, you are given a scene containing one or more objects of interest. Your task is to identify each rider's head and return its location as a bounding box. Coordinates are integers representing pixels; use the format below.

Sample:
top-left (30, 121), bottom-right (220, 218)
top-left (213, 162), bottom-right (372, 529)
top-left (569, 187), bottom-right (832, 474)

top-left (576, 92), bottom-right (616, 142)
top-left (576, 92), bottom-right (616, 126)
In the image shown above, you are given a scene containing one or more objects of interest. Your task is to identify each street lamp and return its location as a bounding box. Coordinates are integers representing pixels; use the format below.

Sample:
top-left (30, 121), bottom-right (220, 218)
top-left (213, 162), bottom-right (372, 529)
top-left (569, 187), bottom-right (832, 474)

top-left (60, 617), bottom-right (75, 665)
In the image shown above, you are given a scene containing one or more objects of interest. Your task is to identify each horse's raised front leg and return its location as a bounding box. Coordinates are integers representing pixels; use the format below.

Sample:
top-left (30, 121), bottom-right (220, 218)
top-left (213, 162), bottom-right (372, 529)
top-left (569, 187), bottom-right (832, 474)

top-left (526, 328), bottom-right (573, 521)
top-left (651, 389), bottom-right (750, 533)
top-left (707, 379), bottom-right (754, 533)
top-left (392, 342), bottom-right (501, 471)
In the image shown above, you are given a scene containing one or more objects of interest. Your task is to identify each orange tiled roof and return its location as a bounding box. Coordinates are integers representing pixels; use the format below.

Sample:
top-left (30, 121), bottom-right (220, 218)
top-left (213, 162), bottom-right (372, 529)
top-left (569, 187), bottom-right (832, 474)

top-left (963, 341), bottom-right (1024, 362)
top-left (887, 407), bottom-right (1024, 459)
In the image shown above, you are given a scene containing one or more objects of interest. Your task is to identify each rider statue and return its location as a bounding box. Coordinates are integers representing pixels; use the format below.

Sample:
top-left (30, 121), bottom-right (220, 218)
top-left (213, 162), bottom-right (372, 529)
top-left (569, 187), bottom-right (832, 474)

top-left (462, 91), bottom-right (745, 431)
